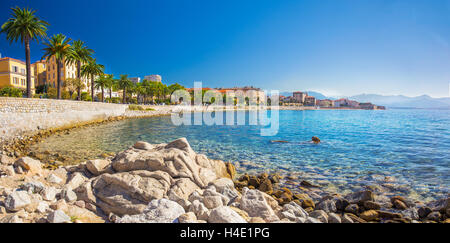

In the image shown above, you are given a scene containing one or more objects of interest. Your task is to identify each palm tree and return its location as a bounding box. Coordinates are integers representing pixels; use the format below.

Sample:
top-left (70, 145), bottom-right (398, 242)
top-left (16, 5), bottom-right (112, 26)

top-left (42, 34), bottom-right (72, 99)
top-left (103, 74), bottom-right (115, 101)
top-left (81, 59), bottom-right (104, 101)
top-left (117, 74), bottom-right (132, 104)
top-left (1, 7), bottom-right (49, 98)
top-left (94, 74), bottom-right (110, 102)
top-left (66, 40), bottom-right (93, 100)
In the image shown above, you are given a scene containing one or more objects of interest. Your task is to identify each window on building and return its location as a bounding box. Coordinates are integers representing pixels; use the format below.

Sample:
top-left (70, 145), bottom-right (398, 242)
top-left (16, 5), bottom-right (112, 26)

top-left (21, 68), bottom-right (25, 74)
top-left (13, 66), bottom-right (18, 73)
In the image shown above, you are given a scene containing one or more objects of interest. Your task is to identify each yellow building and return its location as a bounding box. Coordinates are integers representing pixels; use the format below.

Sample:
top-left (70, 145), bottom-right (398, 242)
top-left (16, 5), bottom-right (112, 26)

top-left (0, 57), bottom-right (35, 93)
top-left (31, 60), bottom-right (47, 87)
top-left (45, 56), bottom-right (91, 92)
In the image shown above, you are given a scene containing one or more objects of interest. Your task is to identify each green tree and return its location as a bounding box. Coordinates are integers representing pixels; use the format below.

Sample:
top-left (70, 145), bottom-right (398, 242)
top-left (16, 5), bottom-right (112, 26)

top-left (167, 83), bottom-right (185, 95)
top-left (81, 58), bottom-right (104, 102)
top-left (94, 74), bottom-right (110, 102)
top-left (66, 40), bottom-right (93, 100)
top-left (103, 74), bottom-right (115, 101)
top-left (64, 78), bottom-right (85, 99)
top-left (1, 7), bottom-right (48, 98)
top-left (117, 75), bottom-right (133, 103)
top-left (42, 34), bottom-right (72, 99)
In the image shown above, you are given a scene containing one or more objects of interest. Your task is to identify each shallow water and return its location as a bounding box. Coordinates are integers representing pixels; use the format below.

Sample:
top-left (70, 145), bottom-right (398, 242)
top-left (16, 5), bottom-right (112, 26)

top-left (30, 109), bottom-right (450, 202)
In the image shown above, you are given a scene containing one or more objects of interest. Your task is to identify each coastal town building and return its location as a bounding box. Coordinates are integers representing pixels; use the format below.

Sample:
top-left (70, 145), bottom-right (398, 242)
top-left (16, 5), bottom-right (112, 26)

top-left (0, 57), bottom-right (35, 93)
top-left (304, 96), bottom-right (317, 106)
top-left (45, 56), bottom-right (92, 92)
top-left (129, 77), bottom-right (141, 84)
top-left (144, 74), bottom-right (162, 82)
top-left (293, 91), bottom-right (307, 103)
top-left (31, 60), bottom-right (47, 87)
top-left (317, 99), bottom-right (334, 107)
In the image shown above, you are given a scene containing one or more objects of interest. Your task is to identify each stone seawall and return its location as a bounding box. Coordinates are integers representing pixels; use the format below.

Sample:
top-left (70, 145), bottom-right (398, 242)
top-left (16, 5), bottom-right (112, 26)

top-left (0, 97), bottom-right (128, 145)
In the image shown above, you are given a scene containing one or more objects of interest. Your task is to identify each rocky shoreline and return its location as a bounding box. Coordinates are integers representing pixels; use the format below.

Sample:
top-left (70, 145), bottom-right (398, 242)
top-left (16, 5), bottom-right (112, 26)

top-left (0, 138), bottom-right (448, 223)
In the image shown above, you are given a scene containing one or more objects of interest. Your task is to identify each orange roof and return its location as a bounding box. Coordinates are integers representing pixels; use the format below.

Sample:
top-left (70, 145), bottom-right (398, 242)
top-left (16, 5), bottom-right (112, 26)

top-left (0, 57), bottom-right (26, 64)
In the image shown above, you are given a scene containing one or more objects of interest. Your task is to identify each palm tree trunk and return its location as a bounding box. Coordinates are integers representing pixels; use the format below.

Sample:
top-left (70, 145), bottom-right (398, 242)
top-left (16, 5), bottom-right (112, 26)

top-left (25, 38), bottom-right (32, 98)
top-left (109, 88), bottom-right (112, 100)
top-left (101, 86), bottom-right (104, 102)
top-left (57, 60), bottom-right (62, 99)
top-left (76, 61), bottom-right (81, 100)
top-left (91, 74), bottom-right (95, 102)
top-left (123, 89), bottom-right (126, 104)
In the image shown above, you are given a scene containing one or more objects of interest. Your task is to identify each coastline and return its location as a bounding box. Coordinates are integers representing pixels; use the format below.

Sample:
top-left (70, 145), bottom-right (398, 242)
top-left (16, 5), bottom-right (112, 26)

top-left (0, 138), bottom-right (448, 223)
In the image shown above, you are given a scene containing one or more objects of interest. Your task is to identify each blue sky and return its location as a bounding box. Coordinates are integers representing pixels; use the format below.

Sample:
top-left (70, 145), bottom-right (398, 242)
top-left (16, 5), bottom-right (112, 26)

top-left (1, 0), bottom-right (450, 98)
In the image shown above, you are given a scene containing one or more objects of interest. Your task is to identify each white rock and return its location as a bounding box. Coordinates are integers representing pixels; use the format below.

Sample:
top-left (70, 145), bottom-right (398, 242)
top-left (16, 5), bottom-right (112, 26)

top-left (189, 200), bottom-right (210, 221)
top-left (208, 206), bottom-right (247, 223)
top-left (86, 159), bottom-right (112, 176)
top-left (203, 196), bottom-right (224, 209)
top-left (65, 172), bottom-right (86, 190)
top-left (41, 187), bottom-right (57, 201)
top-left (117, 199), bottom-right (185, 223)
top-left (239, 188), bottom-right (279, 222)
top-left (306, 217), bottom-right (323, 223)
top-left (47, 210), bottom-right (71, 223)
top-left (5, 191), bottom-right (31, 212)
top-left (281, 202), bottom-right (309, 222)
top-left (47, 174), bottom-right (63, 184)
top-left (62, 189), bottom-right (77, 202)
top-left (36, 201), bottom-right (50, 213)
top-left (14, 157), bottom-right (42, 174)
top-left (177, 212), bottom-right (198, 223)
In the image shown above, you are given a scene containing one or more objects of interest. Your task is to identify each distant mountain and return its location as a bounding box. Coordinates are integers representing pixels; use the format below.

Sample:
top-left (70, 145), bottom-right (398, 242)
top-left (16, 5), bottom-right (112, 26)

top-left (349, 94), bottom-right (450, 109)
top-left (278, 91), bottom-right (335, 100)
top-left (277, 91), bottom-right (450, 109)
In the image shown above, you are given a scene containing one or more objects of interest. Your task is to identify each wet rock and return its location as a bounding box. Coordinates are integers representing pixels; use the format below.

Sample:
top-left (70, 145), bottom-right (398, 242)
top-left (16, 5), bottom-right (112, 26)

top-left (363, 201), bottom-right (381, 210)
top-left (360, 210), bottom-right (379, 221)
top-left (305, 217), bottom-right (322, 223)
top-left (300, 180), bottom-right (320, 188)
top-left (316, 199), bottom-right (337, 213)
top-left (5, 191), bottom-right (31, 212)
top-left (341, 214), bottom-right (354, 223)
top-left (258, 178), bottom-right (273, 194)
top-left (345, 190), bottom-right (374, 205)
top-left (208, 206), bottom-right (247, 223)
top-left (309, 210), bottom-right (328, 223)
top-left (393, 199), bottom-right (408, 210)
top-left (47, 210), bottom-right (71, 223)
top-left (402, 208), bottom-right (419, 220)
top-left (328, 213), bottom-right (342, 223)
top-left (426, 211), bottom-right (441, 222)
top-left (133, 141), bottom-right (153, 150)
top-left (334, 197), bottom-right (349, 211)
top-left (312, 136), bottom-right (321, 144)
top-left (418, 206), bottom-right (432, 219)
top-left (345, 213), bottom-right (366, 223)
top-left (377, 210), bottom-right (402, 219)
top-left (345, 204), bottom-right (359, 214)
top-left (117, 199), bottom-right (185, 223)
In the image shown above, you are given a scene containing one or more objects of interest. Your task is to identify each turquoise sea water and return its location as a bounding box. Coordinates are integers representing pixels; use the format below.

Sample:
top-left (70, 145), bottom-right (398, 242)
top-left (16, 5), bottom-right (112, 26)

top-left (31, 109), bottom-right (450, 201)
